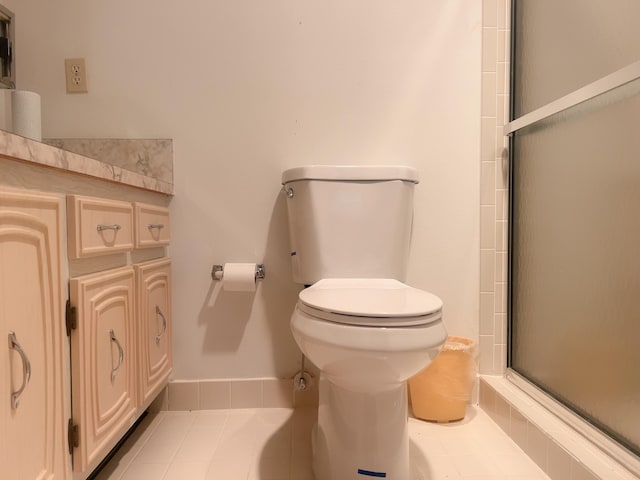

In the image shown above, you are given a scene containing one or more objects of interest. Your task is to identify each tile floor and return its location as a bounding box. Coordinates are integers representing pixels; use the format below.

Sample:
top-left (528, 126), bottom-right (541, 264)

top-left (94, 406), bottom-right (550, 480)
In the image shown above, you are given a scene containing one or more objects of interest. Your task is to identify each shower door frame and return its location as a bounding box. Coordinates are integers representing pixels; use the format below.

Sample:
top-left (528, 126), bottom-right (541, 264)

top-left (505, 1), bottom-right (640, 474)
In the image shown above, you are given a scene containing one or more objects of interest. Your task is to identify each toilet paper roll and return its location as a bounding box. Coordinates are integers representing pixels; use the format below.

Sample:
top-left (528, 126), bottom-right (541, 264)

top-left (222, 263), bottom-right (257, 292)
top-left (11, 90), bottom-right (42, 141)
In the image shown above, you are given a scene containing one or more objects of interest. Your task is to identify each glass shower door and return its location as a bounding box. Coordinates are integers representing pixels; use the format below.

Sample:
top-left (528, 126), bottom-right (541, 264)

top-left (509, 0), bottom-right (640, 458)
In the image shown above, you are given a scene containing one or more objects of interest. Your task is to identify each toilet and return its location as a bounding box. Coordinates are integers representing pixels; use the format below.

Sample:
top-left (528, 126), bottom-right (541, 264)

top-left (282, 165), bottom-right (447, 480)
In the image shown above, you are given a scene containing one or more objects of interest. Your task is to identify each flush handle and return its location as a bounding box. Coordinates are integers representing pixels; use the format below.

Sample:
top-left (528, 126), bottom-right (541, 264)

top-left (282, 186), bottom-right (294, 199)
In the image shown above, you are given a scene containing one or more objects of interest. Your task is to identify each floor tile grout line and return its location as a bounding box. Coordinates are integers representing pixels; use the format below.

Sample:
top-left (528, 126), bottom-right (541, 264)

top-left (113, 411), bottom-right (168, 480)
top-left (161, 409), bottom-right (235, 479)
top-left (156, 412), bottom-right (201, 480)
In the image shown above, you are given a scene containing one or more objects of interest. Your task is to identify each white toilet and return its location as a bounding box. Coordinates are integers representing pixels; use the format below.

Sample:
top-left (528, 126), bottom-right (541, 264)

top-left (282, 165), bottom-right (447, 480)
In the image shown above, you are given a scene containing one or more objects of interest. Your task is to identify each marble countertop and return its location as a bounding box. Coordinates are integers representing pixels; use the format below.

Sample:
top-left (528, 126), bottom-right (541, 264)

top-left (0, 130), bottom-right (173, 195)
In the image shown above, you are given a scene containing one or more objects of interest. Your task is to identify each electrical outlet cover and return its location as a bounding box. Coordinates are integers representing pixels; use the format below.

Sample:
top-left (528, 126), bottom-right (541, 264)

top-left (65, 58), bottom-right (88, 93)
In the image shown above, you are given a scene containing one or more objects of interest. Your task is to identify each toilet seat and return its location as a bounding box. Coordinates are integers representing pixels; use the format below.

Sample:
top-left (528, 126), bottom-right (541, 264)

top-left (297, 278), bottom-right (443, 327)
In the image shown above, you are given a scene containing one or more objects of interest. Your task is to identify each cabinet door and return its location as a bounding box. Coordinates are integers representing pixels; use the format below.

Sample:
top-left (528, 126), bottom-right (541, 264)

top-left (0, 190), bottom-right (68, 480)
top-left (70, 266), bottom-right (137, 474)
top-left (135, 258), bottom-right (172, 407)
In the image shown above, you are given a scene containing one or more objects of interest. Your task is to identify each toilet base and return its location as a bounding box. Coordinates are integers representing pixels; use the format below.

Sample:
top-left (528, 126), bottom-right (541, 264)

top-left (312, 374), bottom-right (410, 480)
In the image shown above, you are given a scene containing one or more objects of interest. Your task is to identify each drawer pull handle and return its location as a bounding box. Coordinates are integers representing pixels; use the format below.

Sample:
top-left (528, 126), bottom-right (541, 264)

top-left (97, 224), bottom-right (122, 232)
top-left (109, 329), bottom-right (124, 382)
top-left (155, 306), bottom-right (167, 345)
top-left (147, 224), bottom-right (165, 230)
top-left (8, 331), bottom-right (31, 410)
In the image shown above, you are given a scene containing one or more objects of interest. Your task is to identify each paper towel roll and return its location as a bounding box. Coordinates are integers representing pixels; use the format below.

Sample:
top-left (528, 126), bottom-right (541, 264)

top-left (11, 90), bottom-right (41, 141)
top-left (222, 263), bottom-right (257, 292)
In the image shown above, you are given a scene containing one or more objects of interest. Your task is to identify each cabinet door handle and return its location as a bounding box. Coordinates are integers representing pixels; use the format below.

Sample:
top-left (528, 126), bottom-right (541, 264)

top-left (109, 329), bottom-right (124, 382)
top-left (8, 331), bottom-right (31, 410)
top-left (155, 305), bottom-right (167, 345)
top-left (147, 223), bottom-right (165, 230)
top-left (97, 224), bottom-right (122, 232)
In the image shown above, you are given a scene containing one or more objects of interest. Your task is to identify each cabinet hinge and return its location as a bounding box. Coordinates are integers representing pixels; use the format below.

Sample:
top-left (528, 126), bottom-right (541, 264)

top-left (68, 419), bottom-right (79, 454)
top-left (65, 299), bottom-right (77, 336)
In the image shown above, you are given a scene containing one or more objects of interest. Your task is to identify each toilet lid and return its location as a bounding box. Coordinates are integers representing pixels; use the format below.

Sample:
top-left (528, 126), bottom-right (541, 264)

top-left (297, 278), bottom-right (443, 327)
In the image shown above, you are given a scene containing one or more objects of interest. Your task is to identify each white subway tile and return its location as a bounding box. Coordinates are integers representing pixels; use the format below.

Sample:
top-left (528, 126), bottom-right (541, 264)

top-left (495, 250), bottom-right (506, 282)
top-left (526, 421), bottom-right (549, 472)
top-left (481, 161), bottom-right (497, 205)
top-left (495, 313), bottom-right (507, 345)
top-left (495, 392), bottom-right (511, 435)
top-left (496, 220), bottom-right (507, 252)
top-left (497, 94), bottom-right (507, 127)
top-left (482, 72), bottom-right (497, 117)
top-left (482, 27), bottom-right (498, 72)
top-left (262, 378), bottom-right (294, 408)
top-left (511, 409), bottom-right (528, 451)
top-left (548, 439), bottom-right (572, 480)
top-left (493, 343), bottom-right (507, 374)
top-left (479, 334), bottom-right (495, 374)
top-left (230, 379), bottom-right (263, 408)
top-left (483, 0), bottom-right (498, 27)
top-left (571, 459), bottom-right (599, 480)
top-left (498, 29), bottom-right (507, 62)
top-left (480, 292), bottom-right (496, 335)
top-left (497, 61), bottom-right (507, 94)
top-left (482, 117), bottom-right (498, 160)
top-left (480, 249), bottom-right (496, 292)
top-left (496, 188), bottom-right (506, 221)
top-left (481, 205), bottom-right (496, 249)
top-left (495, 281), bottom-right (506, 314)
top-left (168, 381), bottom-right (199, 411)
top-left (199, 380), bottom-right (231, 410)
top-left (497, 0), bottom-right (508, 29)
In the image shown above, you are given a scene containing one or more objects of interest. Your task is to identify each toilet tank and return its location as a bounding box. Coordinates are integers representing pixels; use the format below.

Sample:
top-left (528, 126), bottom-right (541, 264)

top-left (281, 165), bottom-right (419, 285)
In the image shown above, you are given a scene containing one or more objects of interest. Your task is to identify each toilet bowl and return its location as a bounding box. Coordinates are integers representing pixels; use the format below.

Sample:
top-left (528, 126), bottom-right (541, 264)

top-left (290, 278), bottom-right (446, 480)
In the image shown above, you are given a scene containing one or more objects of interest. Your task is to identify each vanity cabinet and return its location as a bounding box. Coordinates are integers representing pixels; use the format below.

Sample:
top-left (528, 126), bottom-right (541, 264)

top-left (69, 267), bottom-right (138, 474)
top-left (0, 132), bottom-right (173, 480)
top-left (0, 189), bottom-right (172, 479)
top-left (67, 200), bottom-right (173, 476)
top-left (0, 190), bottom-right (69, 480)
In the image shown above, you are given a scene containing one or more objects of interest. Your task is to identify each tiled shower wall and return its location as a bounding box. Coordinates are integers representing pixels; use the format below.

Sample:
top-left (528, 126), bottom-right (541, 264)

top-left (479, 0), bottom-right (510, 375)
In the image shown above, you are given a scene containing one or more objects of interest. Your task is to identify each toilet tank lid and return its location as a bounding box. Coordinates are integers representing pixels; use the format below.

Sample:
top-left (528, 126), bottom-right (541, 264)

top-left (281, 165), bottom-right (419, 184)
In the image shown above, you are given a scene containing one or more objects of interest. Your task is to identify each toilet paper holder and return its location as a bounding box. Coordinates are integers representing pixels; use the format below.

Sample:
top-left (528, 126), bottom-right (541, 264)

top-left (211, 263), bottom-right (266, 281)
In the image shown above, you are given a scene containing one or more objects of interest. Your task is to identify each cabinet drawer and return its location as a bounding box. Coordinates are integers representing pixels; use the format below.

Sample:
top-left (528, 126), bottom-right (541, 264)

top-left (134, 203), bottom-right (170, 248)
top-left (67, 195), bottom-right (134, 258)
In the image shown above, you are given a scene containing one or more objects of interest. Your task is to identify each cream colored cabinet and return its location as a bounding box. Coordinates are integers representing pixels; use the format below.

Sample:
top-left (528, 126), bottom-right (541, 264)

top-left (67, 195), bottom-right (134, 259)
top-left (0, 189), bottom-right (172, 479)
top-left (0, 190), bottom-right (69, 480)
top-left (69, 267), bottom-right (138, 474)
top-left (135, 258), bottom-right (172, 407)
top-left (66, 195), bottom-right (172, 477)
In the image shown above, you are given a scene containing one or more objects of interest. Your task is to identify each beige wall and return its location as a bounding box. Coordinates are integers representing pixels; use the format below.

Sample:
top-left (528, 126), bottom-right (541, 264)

top-left (5, 0), bottom-right (481, 379)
